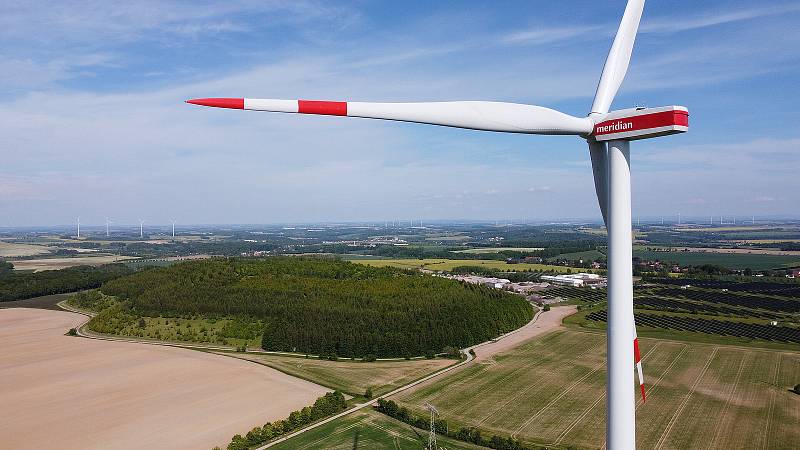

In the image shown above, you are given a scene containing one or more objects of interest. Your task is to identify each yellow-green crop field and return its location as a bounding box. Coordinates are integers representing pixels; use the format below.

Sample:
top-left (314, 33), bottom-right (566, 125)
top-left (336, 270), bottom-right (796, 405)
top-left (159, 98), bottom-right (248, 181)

top-left (223, 352), bottom-right (455, 397)
top-left (394, 329), bottom-right (800, 450)
top-left (271, 409), bottom-right (484, 449)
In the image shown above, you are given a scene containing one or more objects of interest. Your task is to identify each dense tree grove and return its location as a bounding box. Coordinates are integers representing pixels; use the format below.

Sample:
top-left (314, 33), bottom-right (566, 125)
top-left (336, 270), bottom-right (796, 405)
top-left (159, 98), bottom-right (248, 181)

top-left (223, 391), bottom-right (347, 450)
top-left (0, 264), bottom-right (132, 301)
top-left (100, 257), bottom-right (533, 358)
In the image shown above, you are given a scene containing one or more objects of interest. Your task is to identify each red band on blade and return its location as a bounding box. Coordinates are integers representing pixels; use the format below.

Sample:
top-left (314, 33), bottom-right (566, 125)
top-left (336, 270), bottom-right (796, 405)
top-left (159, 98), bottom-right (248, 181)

top-left (593, 110), bottom-right (688, 136)
top-left (298, 100), bottom-right (347, 116)
top-left (186, 98), bottom-right (244, 109)
top-left (640, 384), bottom-right (647, 402)
top-left (633, 338), bottom-right (642, 363)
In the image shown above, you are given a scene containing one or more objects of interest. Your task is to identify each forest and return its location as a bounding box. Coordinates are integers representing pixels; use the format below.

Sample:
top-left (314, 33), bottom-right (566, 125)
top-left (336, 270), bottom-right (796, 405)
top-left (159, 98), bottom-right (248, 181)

top-left (0, 263), bottom-right (132, 301)
top-left (100, 257), bottom-right (533, 358)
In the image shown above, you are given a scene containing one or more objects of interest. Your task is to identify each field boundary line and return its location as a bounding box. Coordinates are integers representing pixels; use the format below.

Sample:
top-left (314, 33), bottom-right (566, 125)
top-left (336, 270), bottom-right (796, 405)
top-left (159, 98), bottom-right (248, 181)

top-left (509, 341), bottom-right (608, 438)
top-left (635, 343), bottom-right (689, 411)
top-left (369, 422), bottom-right (420, 444)
top-left (708, 351), bottom-right (748, 450)
top-left (601, 343), bottom-right (687, 450)
top-left (549, 342), bottom-right (660, 447)
top-left (553, 391), bottom-right (606, 446)
top-left (467, 334), bottom-right (599, 427)
top-left (411, 307), bottom-right (547, 405)
top-left (255, 307), bottom-right (560, 448)
top-left (762, 353), bottom-right (781, 450)
top-left (653, 347), bottom-right (719, 450)
top-left (295, 419), bottom-right (366, 450)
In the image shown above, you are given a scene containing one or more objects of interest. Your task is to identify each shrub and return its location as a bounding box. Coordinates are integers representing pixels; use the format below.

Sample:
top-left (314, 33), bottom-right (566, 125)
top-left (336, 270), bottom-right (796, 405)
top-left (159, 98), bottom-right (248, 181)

top-left (67, 328), bottom-right (77, 336)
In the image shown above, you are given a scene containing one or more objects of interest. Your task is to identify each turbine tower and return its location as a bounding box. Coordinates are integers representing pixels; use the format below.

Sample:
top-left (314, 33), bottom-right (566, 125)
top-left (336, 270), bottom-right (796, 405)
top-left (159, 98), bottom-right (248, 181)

top-left (171, 219), bottom-right (176, 238)
top-left (186, 1), bottom-right (686, 447)
top-left (139, 219), bottom-right (144, 239)
top-left (76, 217), bottom-right (80, 239)
top-left (106, 217), bottom-right (111, 237)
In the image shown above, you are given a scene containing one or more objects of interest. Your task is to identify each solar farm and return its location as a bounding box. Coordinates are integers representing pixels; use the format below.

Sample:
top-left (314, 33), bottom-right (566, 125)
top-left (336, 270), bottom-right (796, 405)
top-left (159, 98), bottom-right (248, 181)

top-left (550, 278), bottom-right (800, 348)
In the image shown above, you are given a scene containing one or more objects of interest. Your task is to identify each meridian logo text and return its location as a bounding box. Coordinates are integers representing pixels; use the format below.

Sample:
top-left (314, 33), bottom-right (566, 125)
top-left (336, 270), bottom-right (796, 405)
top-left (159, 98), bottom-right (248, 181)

top-left (596, 121), bottom-right (634, 134)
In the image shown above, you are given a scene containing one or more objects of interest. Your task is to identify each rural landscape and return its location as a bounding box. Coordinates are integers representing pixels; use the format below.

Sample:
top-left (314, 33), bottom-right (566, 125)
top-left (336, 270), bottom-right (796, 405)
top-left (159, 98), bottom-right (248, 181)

top-left (2, 220), bottom-right (799, 449)
top-left (3, 0), bottom-right (800, 449)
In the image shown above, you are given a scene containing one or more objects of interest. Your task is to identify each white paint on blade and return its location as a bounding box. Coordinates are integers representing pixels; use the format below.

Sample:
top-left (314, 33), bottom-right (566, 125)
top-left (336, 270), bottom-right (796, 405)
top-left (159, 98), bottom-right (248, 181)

top-left (244, 98), bottom-right (298, 113)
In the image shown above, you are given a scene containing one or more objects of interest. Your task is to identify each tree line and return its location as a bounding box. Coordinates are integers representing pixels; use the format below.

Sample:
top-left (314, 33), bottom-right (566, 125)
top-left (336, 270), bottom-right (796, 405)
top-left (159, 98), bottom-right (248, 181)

top-left (220, 391), bottom-right (347, 450)
top-left (0, 263), bottom-right (132, 301)
top-left (100, 257), bottom-right (533, 358)
top-left (375, 399), bottom-right (536, 450)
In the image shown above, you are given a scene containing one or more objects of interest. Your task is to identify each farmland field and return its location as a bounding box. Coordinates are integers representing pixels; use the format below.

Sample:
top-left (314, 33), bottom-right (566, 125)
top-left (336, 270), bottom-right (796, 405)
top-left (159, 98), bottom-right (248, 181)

top-left (547, 249), bottom-right (606, 262)
top-left (222, 352), bottom-right (455, 397)
top-left (0, 242), bottom-right (53, 257)
top-left (393, 329), bottom-right (800, 450)
top-left (632, 249), bottom-right (800, 270)
top-left (10, 255), bottom-right (137, 271)
top-left (270, 409), bottom-right (483, 449)
top-left (352, 258), bottom-right (581, 273)
top-left (452, 247), bottom-right (545, 254)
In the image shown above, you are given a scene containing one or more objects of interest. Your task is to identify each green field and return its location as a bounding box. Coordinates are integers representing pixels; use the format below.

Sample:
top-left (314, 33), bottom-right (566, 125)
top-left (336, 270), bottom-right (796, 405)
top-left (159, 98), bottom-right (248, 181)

top-left (547, 249), bottom-right (606, 262)
top-left (222, 352), bottom-right (455, 397)
top-left (270, 409), bottom-right (483, 450)
top-left (352, 258), bottom-right (583, 273)
top-left (393, 329), bottom-right (800, 450)
top-left (633, 250), bottom-right (800, 270)
top-left (452, 247), bottom-right (544, 254)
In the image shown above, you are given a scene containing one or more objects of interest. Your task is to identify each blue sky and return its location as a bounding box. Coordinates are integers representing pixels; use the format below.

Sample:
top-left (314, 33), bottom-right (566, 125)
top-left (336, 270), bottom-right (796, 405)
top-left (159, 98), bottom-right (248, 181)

top-left (1, 0), bottom-right (799, 226)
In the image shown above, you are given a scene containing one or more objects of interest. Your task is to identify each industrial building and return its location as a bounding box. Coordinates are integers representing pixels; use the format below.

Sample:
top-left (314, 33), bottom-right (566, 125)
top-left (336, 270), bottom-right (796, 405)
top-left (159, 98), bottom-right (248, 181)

top-left (541, 273), bottom-right (606, 287)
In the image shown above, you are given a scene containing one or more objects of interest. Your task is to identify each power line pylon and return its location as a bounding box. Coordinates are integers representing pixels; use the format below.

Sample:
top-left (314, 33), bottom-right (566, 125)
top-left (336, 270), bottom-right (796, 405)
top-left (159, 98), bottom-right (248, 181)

top-left (426, 402), bottom-right (439, 450)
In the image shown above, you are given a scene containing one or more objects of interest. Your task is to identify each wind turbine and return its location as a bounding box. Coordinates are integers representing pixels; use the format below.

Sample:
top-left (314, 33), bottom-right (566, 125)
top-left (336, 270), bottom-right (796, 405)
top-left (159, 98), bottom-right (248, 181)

top-left (76, 216), bottom-right (80, 239)
top-left (170, 219), bottom-right (176, 238)
top-left (139, 219), bottom-right (144, 239)
top-left (186, 1), bottom-right (687, 448)
top-left (106, 217), bottom-right (111, 237)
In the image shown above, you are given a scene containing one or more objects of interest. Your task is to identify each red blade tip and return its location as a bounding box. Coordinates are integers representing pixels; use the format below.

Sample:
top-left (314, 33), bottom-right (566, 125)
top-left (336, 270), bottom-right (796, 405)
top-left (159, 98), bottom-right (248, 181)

top-left (185, 98), bottom-right (244, 109)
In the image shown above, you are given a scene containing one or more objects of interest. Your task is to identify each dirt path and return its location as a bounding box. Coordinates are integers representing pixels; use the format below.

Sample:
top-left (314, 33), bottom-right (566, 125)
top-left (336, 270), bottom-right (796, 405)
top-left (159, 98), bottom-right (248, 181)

top-left (0, 308), bottom-right (330, 450)
top-left (472, 305), bottom-right (577, 362)
top-left (394, 305), bottom-right (576, 398)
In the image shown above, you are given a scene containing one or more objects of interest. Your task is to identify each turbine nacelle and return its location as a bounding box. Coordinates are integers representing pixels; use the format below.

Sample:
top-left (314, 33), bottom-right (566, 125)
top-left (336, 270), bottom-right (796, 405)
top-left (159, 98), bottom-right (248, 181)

top-left (592, 106), bottom-right (688, 142)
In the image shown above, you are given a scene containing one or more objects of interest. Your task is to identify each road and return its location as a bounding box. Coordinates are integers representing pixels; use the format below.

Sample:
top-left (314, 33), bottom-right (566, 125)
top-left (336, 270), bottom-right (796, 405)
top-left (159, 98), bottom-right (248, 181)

top-left (57, 301), bottom-right (574, 449)
top-left (255, 306), bottom-right (576, 449)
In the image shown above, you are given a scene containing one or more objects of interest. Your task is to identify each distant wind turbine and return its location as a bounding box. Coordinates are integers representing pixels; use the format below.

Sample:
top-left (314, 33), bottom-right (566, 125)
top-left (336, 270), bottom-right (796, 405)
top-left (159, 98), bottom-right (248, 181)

top-left (139, 219), bottom-right (144, 238)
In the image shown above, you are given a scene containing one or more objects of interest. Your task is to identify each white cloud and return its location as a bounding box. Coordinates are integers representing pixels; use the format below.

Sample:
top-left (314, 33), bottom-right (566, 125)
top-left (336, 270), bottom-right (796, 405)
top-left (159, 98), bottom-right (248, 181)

top-left (501, 25), bottom-right (601, 45)
top-left (641, 4), bottom-right (800, 34)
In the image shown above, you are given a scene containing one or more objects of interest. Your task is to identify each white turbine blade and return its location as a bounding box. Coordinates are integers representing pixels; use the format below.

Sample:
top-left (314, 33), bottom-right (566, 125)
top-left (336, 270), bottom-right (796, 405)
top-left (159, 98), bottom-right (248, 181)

top-left (186, 98), bottom-right (593, 135)
top-left (590, 0), bottom-right (646, 115)
top-left (589, 141), bottom-right (608, 227)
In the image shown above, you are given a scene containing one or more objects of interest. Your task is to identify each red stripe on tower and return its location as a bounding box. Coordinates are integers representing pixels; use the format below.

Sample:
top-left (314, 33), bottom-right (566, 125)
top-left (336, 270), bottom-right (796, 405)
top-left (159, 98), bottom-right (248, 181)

top-left (633, 338), bottom-right (642, 363)
top-left (298, 100), bottom-right (347, 116)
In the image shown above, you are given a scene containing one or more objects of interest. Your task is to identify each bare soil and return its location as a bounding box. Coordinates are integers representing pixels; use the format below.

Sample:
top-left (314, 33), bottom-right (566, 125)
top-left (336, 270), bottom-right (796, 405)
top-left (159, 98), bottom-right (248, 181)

top-left (472, 305), bottom-right (578, 362)
top-left (0, 308), bottom-right (330, 450)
